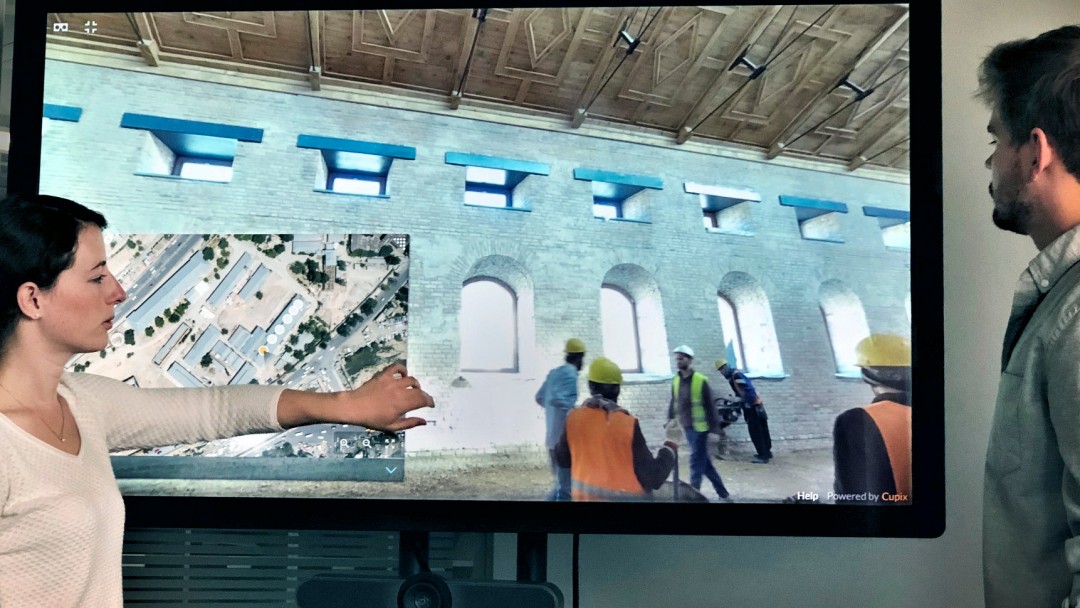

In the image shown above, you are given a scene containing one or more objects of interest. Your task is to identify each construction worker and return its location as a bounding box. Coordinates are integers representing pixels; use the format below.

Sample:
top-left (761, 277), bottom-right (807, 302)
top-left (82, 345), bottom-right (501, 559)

top-left (666, 345), bottom-right (729, 499)
top-left (717, 359), bottom-right (773, 463)
top-left (534, 338), bottom-right (585, 501)
top-left (553, 357), bottom-right (677, 501)
top-left (832, 333), bottom-right (911, 503)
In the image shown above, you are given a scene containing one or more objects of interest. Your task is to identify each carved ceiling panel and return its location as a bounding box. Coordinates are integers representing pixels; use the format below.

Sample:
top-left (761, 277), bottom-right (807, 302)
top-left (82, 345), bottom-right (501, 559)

top-left (46, 5), bottom-right (912, 174)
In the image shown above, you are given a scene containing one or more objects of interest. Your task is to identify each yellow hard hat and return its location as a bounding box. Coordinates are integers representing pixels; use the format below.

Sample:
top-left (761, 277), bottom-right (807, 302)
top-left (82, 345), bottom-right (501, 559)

top-left (565, 338), bottom-right (586, 354)
top-left (715, 358), bottom-right (728, 370)
top-left (855, 334), bottom-right (911, 367)
top-left (587, 357), bottom-right (623, 385)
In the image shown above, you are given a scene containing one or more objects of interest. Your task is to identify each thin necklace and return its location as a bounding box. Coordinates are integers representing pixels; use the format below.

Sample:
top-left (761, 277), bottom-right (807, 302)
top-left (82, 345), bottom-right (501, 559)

top-left (0, 382), bottom-right (65, 442)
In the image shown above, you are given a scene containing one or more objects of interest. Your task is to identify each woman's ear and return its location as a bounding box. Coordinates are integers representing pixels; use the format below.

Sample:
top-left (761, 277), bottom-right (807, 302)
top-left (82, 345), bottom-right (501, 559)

top-left (15, 282), bottom-right (43, 320)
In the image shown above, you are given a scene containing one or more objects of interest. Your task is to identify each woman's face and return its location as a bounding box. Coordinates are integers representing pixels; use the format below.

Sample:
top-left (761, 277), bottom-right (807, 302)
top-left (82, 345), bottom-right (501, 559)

top-left (38, 225), bottom-right (126, 354)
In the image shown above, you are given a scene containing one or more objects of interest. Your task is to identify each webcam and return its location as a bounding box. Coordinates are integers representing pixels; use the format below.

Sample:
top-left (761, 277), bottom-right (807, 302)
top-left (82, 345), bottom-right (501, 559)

top-left (397, 572), bottom-right (453, 608)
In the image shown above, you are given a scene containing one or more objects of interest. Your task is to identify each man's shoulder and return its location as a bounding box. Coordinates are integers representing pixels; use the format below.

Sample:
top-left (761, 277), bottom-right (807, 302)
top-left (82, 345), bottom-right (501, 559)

top-left (556, 363), bottom-right (578, 378)
top-left (834, 406), bottom-right (874, 430)
top-left (546, 364), bottom-right (570, 377)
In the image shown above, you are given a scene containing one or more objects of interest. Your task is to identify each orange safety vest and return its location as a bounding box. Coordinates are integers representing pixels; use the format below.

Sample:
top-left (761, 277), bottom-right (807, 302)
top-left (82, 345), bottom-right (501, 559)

top-left (565, 406), bottom-right (645, 501)
top-left (863, 401), bottom-right (912, 499)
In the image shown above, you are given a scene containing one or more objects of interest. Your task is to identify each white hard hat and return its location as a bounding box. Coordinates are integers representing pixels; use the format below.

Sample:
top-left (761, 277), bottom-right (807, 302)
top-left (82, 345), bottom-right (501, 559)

top-left (673, 345), bottom-right (694, 358)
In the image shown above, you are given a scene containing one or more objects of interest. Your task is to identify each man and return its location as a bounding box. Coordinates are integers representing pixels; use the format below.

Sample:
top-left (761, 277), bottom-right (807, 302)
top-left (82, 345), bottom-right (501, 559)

top-left (554, 357), bottom-right (677, 501)
top-left (978, 26), bottom-right (1080, 607)
top-left (535, 338), bottom-right (585, 501)
top-left (667, 345), bottom-right (729, 499)
top-left (716, 358), bottom-right (773, 463)
top-left (831, 334), bottom-right (910, 503)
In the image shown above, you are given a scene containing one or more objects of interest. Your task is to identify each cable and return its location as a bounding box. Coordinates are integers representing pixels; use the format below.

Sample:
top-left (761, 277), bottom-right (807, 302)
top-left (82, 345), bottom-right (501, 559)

top-left (572, 533), bottom-right (580, 608)
top-left (861, 136), bottom-right (909, 165)
top-left (124, 12), bottom-right (141, 38)
top-left (582, 48), bottom-right (632, 112)
top-left (307, 12), bottom-right (316, 69)
top-left (765, 5), bottom-right (835, 67)
top-left (638, 6), bottom-right (662, 44)
top-left (409, 534), bottom-right (430, 573)
top-left (781, 65), bottom-right (909, 151)
top-left (625, 6), bottom-right (645, 44)
top-left (688, 6), bottom-right (835, 134)
top-left (688, 75), bottom-right (755, 133)
top-left (581, 6), bottom-right (662, 114)
top-left (456, 9), bottom-right (488, 97)
top-left (761, 4), bottom-right (798, 65)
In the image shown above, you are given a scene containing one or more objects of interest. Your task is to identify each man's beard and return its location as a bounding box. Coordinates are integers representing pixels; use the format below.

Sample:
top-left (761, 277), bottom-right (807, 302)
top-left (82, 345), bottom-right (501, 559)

top-left (990, 177), bottom-right (1032, 235)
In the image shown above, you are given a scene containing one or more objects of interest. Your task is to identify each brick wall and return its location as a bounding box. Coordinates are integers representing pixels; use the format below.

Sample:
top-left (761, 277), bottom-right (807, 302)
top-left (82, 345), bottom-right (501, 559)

top-left (41, 59), bottom-right (910, 454)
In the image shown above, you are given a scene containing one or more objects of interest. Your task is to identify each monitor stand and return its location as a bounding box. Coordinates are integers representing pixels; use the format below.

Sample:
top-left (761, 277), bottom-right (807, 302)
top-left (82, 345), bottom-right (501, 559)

top-left (296, 531), bottom-right (564, 608)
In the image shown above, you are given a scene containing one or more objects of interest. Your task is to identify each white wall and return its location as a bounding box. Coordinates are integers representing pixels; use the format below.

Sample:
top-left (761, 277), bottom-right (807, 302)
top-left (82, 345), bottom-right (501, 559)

top-left (552, 2), bottom-right (1080, 606)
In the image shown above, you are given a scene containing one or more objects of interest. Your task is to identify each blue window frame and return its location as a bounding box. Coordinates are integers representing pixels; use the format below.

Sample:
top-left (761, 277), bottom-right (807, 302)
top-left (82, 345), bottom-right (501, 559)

top-left (863, 206), bottom-right (911, 250)
top-left (43, 104), bottom-right (82, 122)
top-left (593, 197), bottom-right (624, 220)
top-left (328, 171), bottom-right (386, 196)
top-left (464, 167), bottom-right (514, 208)
top-left (779, 195), bottom-right (850, 243)
top-left (703, 209), bottom-right (720, 228)
top-left (464, 184), bottom-right (512, 208)
top-left (575, 168), bottom-right (662, 222)
top-left (298, 135), bottom-right (416, 198)
top-left (174, 156), bottom-right (233, 182)
top-left (447, 153), bottom-right (549, 211)
top-left (121, 113), bottom-right (262, 184)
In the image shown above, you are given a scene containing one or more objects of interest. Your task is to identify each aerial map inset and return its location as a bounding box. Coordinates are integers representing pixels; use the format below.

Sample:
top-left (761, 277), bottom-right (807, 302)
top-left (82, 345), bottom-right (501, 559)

top-left (74, 232), bottom-right (409, 482)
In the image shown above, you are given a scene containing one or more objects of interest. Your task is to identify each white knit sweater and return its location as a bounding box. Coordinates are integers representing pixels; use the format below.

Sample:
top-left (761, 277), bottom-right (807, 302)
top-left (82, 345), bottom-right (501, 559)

top-left (0, 372), bottom-right (285, 607)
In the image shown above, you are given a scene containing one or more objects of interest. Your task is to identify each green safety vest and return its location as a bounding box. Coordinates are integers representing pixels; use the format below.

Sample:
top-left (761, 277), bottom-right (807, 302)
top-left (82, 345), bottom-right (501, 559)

top-left (672, 372), bottom-right (709, 432)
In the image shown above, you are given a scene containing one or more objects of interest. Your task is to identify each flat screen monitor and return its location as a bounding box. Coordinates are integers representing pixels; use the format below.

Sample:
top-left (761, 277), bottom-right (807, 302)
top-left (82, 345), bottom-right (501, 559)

top-left (9, 0), bottom-right (943, 536)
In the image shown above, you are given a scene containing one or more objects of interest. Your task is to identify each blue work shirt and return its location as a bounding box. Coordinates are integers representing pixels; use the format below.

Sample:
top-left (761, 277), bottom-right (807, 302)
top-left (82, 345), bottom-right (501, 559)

top-left (536, 363), bottom-right (579, 449)
top-left (728, 369), bottom-right (759, 404)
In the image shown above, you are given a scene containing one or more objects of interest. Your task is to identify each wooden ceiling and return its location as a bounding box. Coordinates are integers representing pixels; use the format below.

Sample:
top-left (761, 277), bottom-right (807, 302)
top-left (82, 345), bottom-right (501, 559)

top-left (47, 6), bottom-right (911, 174)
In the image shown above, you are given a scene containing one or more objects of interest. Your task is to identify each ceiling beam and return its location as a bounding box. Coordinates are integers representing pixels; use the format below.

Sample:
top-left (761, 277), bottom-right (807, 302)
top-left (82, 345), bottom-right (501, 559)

top-left (765, 8), bottom-right (908, 159)
top-left (570, 7), bottom-right (635, 128)
top-left (675, 5), bottom-right (781, 143)
top-left (307, 11), bottom-right (322, 91)
top-left (129, 13), bottom-right (160, 67)
top-left (449, 10), bottom-right (482, 110)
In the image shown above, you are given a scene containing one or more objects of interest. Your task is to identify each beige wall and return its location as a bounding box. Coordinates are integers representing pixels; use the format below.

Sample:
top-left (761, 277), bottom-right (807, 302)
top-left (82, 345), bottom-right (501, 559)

top-left (557, 1), bottom-right (1080, 606)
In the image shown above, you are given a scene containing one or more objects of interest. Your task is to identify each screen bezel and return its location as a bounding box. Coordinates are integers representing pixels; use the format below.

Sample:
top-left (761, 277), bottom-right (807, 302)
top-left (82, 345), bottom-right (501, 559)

top-left (9, 0), bottom-right (944, 537)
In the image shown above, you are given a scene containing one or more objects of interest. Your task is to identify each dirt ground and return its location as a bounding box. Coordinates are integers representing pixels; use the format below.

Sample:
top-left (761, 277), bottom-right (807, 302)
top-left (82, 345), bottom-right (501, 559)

top-left (119, 445), bottom-right (837, 504)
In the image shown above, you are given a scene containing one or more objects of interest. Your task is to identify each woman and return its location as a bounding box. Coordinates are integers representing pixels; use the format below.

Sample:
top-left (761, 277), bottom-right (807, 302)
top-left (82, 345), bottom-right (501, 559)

top-left (0, 194), bottom-right (434, 607)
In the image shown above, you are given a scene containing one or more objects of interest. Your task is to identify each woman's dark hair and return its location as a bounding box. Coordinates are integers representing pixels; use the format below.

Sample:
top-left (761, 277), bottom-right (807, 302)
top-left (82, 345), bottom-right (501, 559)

top-left (0, 194), bottom-right (107, 358)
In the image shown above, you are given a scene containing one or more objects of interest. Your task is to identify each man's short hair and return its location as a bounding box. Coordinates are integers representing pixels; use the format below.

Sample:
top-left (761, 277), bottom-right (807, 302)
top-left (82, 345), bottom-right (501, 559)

top-left (977, 25), bottom-right (1080, 180)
